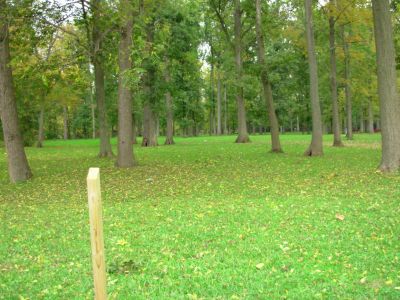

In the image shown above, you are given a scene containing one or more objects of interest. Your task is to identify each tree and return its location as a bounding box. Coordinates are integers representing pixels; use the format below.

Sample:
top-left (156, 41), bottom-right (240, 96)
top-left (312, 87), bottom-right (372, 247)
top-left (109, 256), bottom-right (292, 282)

top-left (328, 0), bottom-right (344, 146)
top-left (304, 0), bottom-right (323, 156)
top-left (255, 0), bottom-right (282, 153)
top-left (372, 0), bottom-right (400, 172)
top-left (116, 0), bottom-right (135, 167)
top-left (0, 0), bottom-right (32, 182)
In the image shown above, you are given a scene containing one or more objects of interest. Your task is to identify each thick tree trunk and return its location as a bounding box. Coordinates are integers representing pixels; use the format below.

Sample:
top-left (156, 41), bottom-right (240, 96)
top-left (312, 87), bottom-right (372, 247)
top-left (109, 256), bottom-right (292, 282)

top-left (234, 0), bottom-right (250, 143)
top-left (372, 0), bottom-right (400, 172)
top-left (329, 1), bottom-right (343, 147)
top-left (92, 0), bottom-right (113, 157)
top-left (368, 97), bottom-right (374, 133)
top-left (0, 4), bottom-right (32, 183)
top-left (342, 25), bottom-right (353, 140)
top-left (217, 69), bottom-right (222, 135)
top-left (164, 64), bottom-right (175, 145)
top-left (116, 0), bottom-right (135, 168)
top-left (304, 0), bottom-right (323, 156)
top-left (255, 0), bottom-right (282, 153)
top-left (142, 102), bottom-right (158, 147)
top-left (63, 105), bottom-right (68, 140)
top-left (37, 106), bottom-right (44, 147)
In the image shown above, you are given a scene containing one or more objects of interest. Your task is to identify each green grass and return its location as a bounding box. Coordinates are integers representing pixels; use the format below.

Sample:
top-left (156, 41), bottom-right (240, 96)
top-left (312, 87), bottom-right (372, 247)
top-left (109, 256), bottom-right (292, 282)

top-left (1, 134), bottom-right (399, 299)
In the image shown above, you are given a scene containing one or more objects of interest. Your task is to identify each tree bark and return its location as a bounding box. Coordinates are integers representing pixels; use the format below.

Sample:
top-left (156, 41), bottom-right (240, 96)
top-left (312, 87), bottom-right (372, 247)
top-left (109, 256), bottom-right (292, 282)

top-left (234, 0), bottom-right (250, 143)
top-left (360, 108), bottom-right (365, 133)
top-left (304, 0), bottom-right (323, 156)
top-left (368, 97), bottom-right (374, 133)
top-left (37, 106), bottom-right (44, 147)
top-left (164, 62), bottom-right (175, 145)
top-left (142, 102), bottom-right (158, 147)
top-left (342, 25), bottom-right (353, 140)
top-left (255, 0), bottom-right (282, 153)
top-left (116, 0), bottom-right (135, 168)
top-left (217, 69), bottom-right (222, 135)
top-left (63, 105), bottom-right (68, 140)
top-left (224, 84), bottom-right (228, 134)
top-left (0, 2), bottom-right (32, 183)
top-left (372, 0), bottom-right (400, 172)
top-left (92, 0), bottom-right (113, 157)
top-left (328, 0), bottom-right (343, 147)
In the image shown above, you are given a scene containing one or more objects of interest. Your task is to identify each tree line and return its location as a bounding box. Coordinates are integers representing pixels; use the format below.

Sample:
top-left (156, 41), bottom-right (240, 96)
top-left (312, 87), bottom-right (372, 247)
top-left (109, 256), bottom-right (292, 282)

top-left (0, 0), bottom-right (399, 183)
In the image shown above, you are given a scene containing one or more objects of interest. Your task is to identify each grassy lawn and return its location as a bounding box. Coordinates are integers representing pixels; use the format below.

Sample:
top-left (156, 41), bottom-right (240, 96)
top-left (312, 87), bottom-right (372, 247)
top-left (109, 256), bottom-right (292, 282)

top-left (0, 134), bottom-right (399, 299)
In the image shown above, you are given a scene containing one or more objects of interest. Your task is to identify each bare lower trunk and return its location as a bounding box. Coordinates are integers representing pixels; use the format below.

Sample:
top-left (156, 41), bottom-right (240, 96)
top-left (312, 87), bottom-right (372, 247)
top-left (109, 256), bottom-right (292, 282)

top-left (37, 106), bottom-right (44, 147)
top-left (0, 5), bottom-right (32, 182)
top-left (217, 70), bottom-right (222, 135)
top-left (234, 0), bottom-right (250, 143)
top-left (92, 0), bottom-right (113, 157)
top-left (63, 105), bottom-right (68, 140)
top-left (360, 108), bottom-right (365, 133)
top-left (132, 117), bottom-right (137, 144)
top-left (164, 63), bottom-right (174, 145)
top-left (304, 0), bottom-right (323, 156)
top-left (368, 97), bottom-right (374, 133)
top-left (342, 25), bottom-right (353, 140)
top-left (255, 0), bottom-right (282, 152)
top-left (116, 0), bottom-right (135, 168)
top-left (329, 2), bottom-right (343, 147)
top-left (142, 102), bottom-right (158, 147)
top-left (372, 0), bottom-right (400, 172)
top-left (224, 84), bottom-right (228, 134)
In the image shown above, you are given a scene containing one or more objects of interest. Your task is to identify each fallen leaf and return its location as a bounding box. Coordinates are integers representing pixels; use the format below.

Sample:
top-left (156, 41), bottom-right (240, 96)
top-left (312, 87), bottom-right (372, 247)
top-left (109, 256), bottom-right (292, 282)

top-left (256, 263), bottom-right (264, 270)
top-left (335, 213), bottom-right (345, 221)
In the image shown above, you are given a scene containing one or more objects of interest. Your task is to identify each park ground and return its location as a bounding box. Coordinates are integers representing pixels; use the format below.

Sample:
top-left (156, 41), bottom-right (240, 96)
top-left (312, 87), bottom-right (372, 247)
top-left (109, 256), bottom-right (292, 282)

top-left (0, 134), bottom-right (399, 299)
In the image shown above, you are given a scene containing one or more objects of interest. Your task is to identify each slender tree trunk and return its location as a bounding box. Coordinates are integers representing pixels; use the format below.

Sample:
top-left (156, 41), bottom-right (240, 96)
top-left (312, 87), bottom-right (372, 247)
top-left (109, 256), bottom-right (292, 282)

top-left (304, 0), bottom-right (323, 156)
top-left (116, 0), bottom-right (135, 168)
top-left (164, 59), bottom-right (174, 145)
top-left (132, 115), bottom-right (137, 144)
top-left (342, 25), bottom-right (353, 140)
top-left (234, 0), bottom-right (250, 143)
top-left (296, 116), bottom-right (300, 132)
top-left (224, 84), bottom-right (228, 134)
top-left (368, 97), bottom-right (374, 133)
top-left (360, 108), bottom-right (365, 133)
top-left (329, 1), bottom-right (343, 147)
top-left (37, 106), bottom-right (45, 147)
top-left (255, 0), bottom-right (282, 152)
top-left (63, 105), bottom-right (68, 140)
top-left (92, 0), bottom-right (113, 157)
top-left (91, 87), bottom-right (96, 139)
top-left (372, 0), bottom-right (400, 172)
top-left (209, 45), bottom-right (215, 136)
top-left (217, 69), bottom-right (222, 135)
top-left (0, 3), bottom-right (32, 183)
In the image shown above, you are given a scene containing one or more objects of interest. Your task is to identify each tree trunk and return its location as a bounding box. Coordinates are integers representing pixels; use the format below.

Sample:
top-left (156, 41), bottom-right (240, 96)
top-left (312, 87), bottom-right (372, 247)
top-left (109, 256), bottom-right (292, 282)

top-left (372, 0), bottom-right (400, 172)
top-left (368, 97), bottom-right (374, 133)
top-left (217, 69), bottom-right (222, 135)
top-left (132, 116), bottom-right (137, 144)
top-left (116, 0), bottom-right (135, 168)
top-left (234, 0), bottom-right (250, 143)
top-left (164, 63), bottom-right (175, 145)
top-left (142, 102), bottom-right (158, 147)
top-left (304, 0), bottom-right (323, 156)
top-left (360, 108), bottom-right (365, 133)
top-left (63, 105), bottom-right (68, 140)
top-left (329, 1), bottom-right (343, 147)
top-left (342, 25), bottom-right (353, 140)
top-left (37, 106), bottom-right (44, 147)
top-left (92, 0), bottom-right (113, 157)
top-left (223, 84), bottom-right (228, 134)
top-left (255, 0), bottom-right (282, 153)
top-left (0, 3), bottom-right (32, 183)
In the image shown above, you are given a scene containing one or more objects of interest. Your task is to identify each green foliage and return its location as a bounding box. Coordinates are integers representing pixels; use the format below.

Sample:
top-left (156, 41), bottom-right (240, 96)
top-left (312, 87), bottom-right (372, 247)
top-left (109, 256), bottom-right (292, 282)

top-left (1, 134), bottom-right (400, 298)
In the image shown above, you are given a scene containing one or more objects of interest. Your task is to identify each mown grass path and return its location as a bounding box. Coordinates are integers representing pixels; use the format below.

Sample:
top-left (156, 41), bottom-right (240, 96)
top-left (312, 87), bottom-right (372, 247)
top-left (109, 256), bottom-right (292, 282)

top-left (1, 134), bottom-right (399, 299)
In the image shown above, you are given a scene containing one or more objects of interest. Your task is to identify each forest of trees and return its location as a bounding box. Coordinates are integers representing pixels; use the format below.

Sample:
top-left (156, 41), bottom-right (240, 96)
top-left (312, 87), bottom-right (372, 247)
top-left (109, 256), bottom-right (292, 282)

top-left (1, 0), bottom-right (400, 182)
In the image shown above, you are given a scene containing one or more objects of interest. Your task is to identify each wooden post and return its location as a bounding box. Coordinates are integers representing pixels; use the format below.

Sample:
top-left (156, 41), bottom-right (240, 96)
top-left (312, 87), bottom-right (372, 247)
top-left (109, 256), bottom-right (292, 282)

top-left (87, 168), bottom-right (107, 300)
